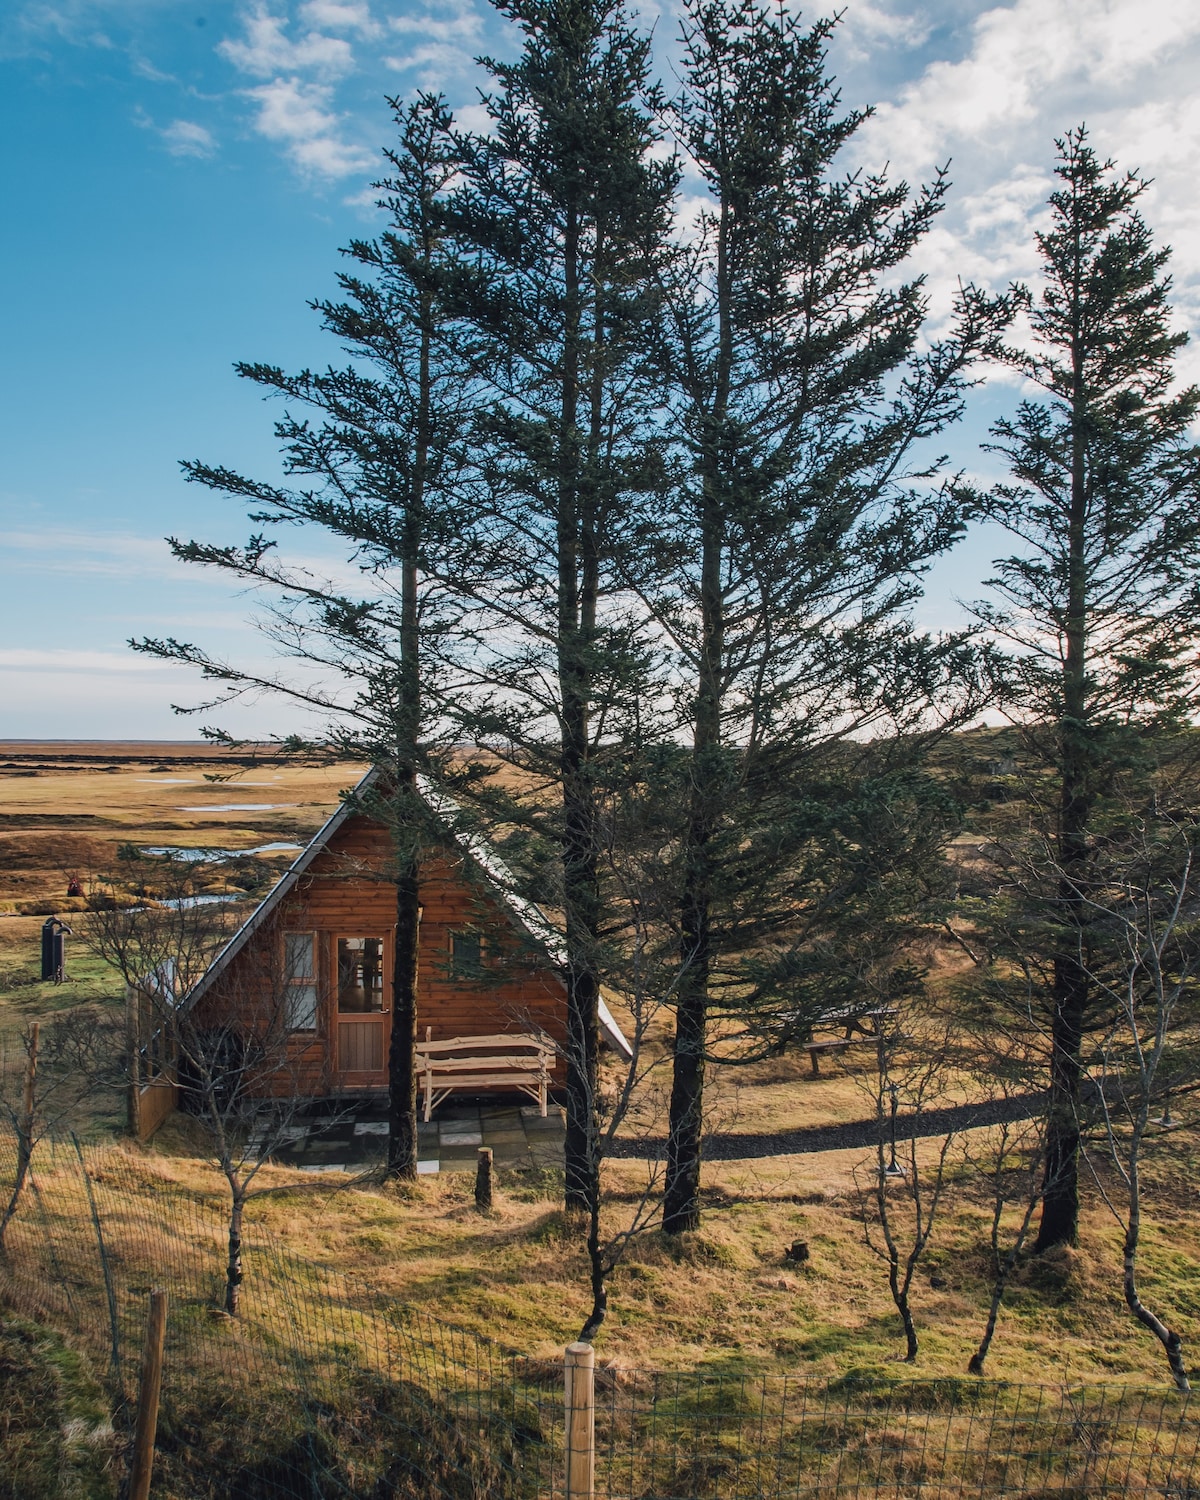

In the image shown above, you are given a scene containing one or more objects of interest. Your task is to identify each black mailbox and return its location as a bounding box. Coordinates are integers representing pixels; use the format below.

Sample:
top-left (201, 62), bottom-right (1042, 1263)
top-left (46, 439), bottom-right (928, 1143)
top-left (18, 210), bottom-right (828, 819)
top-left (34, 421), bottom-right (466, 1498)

top-left (40, 916), bottom-right (72, 984)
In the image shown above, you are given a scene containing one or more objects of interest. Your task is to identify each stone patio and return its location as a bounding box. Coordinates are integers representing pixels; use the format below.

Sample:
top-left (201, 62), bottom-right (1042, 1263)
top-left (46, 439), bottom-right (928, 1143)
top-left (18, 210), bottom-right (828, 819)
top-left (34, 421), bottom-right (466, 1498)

top-left (259, 1097), bottom-right (565, 1175)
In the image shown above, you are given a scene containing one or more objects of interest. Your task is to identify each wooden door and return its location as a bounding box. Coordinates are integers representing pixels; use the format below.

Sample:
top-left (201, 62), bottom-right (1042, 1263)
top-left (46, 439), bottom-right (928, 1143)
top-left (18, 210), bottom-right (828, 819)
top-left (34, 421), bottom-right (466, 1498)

top-left (334, 933), bottom-right (391, 1090)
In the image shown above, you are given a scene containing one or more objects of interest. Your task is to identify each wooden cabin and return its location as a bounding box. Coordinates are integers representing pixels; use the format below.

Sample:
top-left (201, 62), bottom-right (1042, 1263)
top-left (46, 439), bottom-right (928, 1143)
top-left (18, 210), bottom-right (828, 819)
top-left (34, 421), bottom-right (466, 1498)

top-left (129, 773), bottom-right (630, 1137)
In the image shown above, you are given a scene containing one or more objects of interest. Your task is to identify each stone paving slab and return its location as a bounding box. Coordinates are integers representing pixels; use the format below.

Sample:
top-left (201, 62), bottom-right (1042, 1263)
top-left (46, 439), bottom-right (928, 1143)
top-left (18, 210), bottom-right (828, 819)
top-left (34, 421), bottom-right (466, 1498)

top-left (268, 1098), bottom-right (565, 1173)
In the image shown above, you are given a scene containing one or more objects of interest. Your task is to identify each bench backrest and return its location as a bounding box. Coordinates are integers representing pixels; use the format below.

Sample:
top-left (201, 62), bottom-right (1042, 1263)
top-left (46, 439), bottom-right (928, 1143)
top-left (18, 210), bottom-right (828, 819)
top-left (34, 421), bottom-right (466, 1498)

top-left (417, 1031), bottom-right (552, 1059)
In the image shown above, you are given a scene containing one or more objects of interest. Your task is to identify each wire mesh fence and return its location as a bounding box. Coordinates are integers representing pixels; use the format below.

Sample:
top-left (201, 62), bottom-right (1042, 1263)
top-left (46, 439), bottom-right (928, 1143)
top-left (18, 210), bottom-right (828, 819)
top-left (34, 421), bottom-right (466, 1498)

top-left (3, 1130), bottom-right (1200, 1499)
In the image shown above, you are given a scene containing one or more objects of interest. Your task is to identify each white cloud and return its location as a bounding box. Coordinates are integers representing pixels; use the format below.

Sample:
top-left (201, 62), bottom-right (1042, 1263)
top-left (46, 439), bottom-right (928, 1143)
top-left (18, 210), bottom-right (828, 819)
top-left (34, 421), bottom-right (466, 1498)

top-left (0, 0), bottom-right (115, 58)
top-left (384, 0), bottom-right (485, 82)
top-left (0, 648), bottom-right (171, 673)
top-left (0, 652), bottom-right (319, 738)
top-left (218, 3), bottom-right (355, 79)
top-left (387, 3), bottom-right (483, 46)
top-left (382, 43), bottom-right (461, 75)
top-left (244, 76), bottom-right (374, 177)
top-left (0, 529), bottom-right (200, 582)
top-left (161, 119), bottom-right (217, 158)
top-left (840, 0), bottom-right (934, 59)
top-left (216, 2), bottom-right (379, 180)
top-left (862, 0), bottom-right (1200, 180)
top-left (841, 0), bottom-right (1200, 388)
top-left (299, 0), bottom-right (380, 38)
top-left (130, 53), bottom-right (176, 83)
top-left (133, 106), bottom-right (218, 160)
top-left (341, 182), bottom-right (384, 213)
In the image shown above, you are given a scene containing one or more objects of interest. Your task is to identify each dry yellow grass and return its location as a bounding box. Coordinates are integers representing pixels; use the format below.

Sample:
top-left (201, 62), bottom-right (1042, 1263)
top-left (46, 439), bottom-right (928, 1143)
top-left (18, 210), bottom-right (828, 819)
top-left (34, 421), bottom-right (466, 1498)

top-left (117, 1112), bottom-right (1199, 1388)
top-left (0, 741), bottom-right (364, 915)
top-left (11, 1133), bottom-right (1198, 1500)
top-left (2, 743), bottom-right (1199, 1396)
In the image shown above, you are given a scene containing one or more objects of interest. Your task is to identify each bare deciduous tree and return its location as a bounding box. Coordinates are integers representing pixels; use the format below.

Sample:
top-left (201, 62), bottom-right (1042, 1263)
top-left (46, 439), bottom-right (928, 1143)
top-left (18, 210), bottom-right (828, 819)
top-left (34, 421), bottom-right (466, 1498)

top-left (1082, 820), bottom-right (1199, 1392)
top-left (852, 1021), bottom-right (958, 1362)
top-left (964, 1110), bottom-right (1047, 1377)
top-left (955, 1008), bottom-right (1050, 1376)
top-left (79, 861), bottom-right (350, 1315)
top-left (0, 1007), bottom-right (121, 1253)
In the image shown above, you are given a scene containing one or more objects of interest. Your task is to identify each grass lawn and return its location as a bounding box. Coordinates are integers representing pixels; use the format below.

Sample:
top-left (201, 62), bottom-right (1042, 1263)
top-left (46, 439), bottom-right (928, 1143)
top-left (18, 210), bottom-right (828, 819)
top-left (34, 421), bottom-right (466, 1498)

top-left (2, 741), bottom-right (1199, 1398)
top-left (0, 1317), bottom-right (114, 1500)
top-left (124, 1106), bottom-right (1200, 1387)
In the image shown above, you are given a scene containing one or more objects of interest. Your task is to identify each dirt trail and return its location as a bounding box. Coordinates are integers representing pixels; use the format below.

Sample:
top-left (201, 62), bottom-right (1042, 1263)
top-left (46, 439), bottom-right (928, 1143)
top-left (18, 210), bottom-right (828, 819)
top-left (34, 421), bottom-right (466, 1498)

top-left (610, 1092), bottom-right (1042, 1161)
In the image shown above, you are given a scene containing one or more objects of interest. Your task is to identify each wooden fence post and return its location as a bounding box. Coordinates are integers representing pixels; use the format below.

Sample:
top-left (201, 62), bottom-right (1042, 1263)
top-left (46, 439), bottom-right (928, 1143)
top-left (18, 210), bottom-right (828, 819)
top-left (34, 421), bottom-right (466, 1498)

top-left (564, 1341), bottom-right (595, 1500)
top-left (129, 1288), bottom-right (168, 1500)
top-left (475, 1146), bottom-right (494, 1212)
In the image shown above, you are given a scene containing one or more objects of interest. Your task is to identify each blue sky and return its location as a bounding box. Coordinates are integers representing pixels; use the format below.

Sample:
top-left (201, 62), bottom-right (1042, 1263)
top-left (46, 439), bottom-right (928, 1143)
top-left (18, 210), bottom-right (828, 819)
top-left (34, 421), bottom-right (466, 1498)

top-left (3, 0), bottom-right (1199, 739)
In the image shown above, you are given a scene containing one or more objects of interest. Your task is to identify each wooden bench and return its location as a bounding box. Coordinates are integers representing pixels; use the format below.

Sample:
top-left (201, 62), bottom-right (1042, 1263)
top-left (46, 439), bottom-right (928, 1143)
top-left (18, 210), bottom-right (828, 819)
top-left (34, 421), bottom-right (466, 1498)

top-left (807, 1031), bottom-right (910, 1075)
top-left (417, 1027), bottom-right (554, 1121)
top-left (816, 1005), bottom-right (900, 1040)
top-left (807, 1038), bottom-right (855, 1075)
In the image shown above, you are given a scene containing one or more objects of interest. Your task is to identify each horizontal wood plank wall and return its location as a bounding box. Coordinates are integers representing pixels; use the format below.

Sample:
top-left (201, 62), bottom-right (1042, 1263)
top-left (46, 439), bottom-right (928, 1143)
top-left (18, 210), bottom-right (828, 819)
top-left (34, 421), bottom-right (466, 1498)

top-left (193, 814), bottom-right (569, 1100)
top-left (416, 850), bottom-right (568, 1081)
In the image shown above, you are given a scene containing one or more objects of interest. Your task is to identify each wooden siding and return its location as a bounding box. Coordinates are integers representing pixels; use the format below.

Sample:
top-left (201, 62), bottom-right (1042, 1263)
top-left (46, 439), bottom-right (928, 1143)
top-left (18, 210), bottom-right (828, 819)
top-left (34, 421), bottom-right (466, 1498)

top-left (192, 813), bottom-right (568, 1100)
top-left (132, 1078), bottom-right (179, 1142)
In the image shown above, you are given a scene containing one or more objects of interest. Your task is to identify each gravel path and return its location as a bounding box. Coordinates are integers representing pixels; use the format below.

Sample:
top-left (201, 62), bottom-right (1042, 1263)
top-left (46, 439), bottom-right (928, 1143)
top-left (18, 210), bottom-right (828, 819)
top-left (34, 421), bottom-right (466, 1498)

top-left (608, 1092), bottom-right (1042, 1162)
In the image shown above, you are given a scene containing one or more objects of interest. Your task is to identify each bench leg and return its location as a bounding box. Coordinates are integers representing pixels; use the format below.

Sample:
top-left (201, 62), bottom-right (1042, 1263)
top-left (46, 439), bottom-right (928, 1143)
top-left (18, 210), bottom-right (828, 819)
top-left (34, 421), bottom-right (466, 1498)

top-left (809, 1049), bottom-right (820, 1077)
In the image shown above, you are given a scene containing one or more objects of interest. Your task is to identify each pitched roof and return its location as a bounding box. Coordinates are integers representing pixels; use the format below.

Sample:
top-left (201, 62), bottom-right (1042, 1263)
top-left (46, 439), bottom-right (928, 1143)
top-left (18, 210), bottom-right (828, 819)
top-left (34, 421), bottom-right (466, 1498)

top-left (184, 768), bottom-right (633, 1059)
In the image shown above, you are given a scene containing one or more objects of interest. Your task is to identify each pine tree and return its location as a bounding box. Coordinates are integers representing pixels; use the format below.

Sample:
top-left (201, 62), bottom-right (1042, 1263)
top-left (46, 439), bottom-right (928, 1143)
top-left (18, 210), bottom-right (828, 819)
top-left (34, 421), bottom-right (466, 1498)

top-left (970, 128), bottom-right (1200, 1251)
top-left (433, 0), bottom-right (675, 1215)
top-left (651, 0), bottom-right (1011, 1233)
top-left (135, 95), bottom-right (474, 1178)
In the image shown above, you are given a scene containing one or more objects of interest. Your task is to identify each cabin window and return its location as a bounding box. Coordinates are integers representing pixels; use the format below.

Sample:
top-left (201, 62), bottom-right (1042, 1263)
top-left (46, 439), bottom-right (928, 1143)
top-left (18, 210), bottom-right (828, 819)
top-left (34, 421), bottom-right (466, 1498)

top-left (449, 930), bottom-right (483, 969)
top-left (337, 936), bottom-right (385, 1013)
top-left (283, 931), bottom-right (318, 1031)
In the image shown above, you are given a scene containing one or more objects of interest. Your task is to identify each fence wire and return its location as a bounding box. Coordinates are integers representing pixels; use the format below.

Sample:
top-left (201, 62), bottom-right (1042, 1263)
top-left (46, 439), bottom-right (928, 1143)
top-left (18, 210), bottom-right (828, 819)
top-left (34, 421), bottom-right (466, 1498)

top-left (2, 1132), bottom-right (1199, 1499)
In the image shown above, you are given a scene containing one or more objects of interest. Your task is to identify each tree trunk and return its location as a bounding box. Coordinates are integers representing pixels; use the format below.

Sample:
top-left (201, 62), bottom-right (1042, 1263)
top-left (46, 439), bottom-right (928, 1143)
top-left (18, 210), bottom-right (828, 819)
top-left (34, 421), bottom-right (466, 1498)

top-left (387, 849), bottom-right (421, 1179)
top-left (562, 826), bottom-right (601, 1217)
top-left (0, 1029), bottom-right (37, 1254)
top-left (1124, 1145), bottom-right (1190, 1390)
top-left (969, 1195), bottom-right (1038, 1376)
top-left (557, 199), bottom-right (602, 1218)
top-left (1035, 965), bottom-right (1084, 1250)
top-left (1036, 279), bottom-right (1090, 1255)
top-left (891, 1265), bottom-right (918, 1362)
top-left (662, 951), bottom-right (707, 1234)
top-left (663, 190), bottom-right (731, 1237)
top-left (386, 283), bottom-right (428, 1181)
top-left (1038, 724), bottom-right (1088, 1250)
top-left (224, 1192), bottom-right (244, 1316)
top-left (662, 538), bottom-right (720, 1233)
top-left (579, 1190), bottom-right (608, 1344)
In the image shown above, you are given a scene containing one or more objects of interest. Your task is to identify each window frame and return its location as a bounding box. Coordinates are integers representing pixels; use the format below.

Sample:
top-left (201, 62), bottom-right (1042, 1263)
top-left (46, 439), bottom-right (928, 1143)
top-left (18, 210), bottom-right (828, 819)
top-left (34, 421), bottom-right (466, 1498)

top-left (334, 933), bottom-right (389, 1015)
top-left (282, 930), bottom-right (319, 1033)
top-left (449, 928), bottom-right (484, 971)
